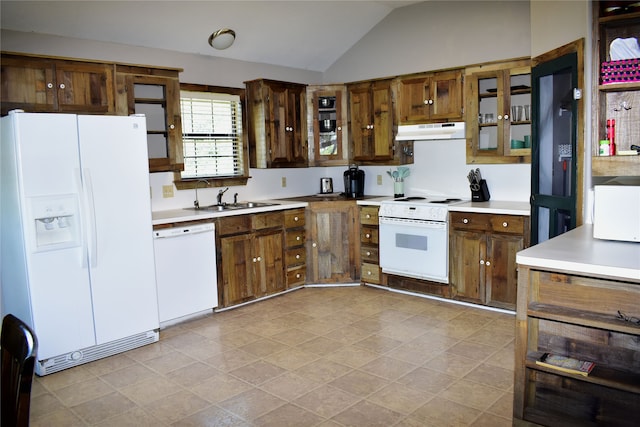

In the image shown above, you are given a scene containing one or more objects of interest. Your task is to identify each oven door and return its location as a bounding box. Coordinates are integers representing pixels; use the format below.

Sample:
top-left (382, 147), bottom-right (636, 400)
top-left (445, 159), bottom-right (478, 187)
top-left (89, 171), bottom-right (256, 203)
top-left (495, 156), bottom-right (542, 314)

top-left (379, 216), bottom-right (448, 283)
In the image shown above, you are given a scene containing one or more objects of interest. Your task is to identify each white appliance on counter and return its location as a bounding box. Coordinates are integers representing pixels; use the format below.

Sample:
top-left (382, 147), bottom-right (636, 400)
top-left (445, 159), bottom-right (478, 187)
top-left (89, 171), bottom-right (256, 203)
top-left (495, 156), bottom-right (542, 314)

top-left (153, 223), bottom-right (217, 326)
top-left (379, 196), bottom-right (464, 283)
top-left (1, 111), bottom-right (159, 375)
top-left (593, 185), bottom-right (640, 243)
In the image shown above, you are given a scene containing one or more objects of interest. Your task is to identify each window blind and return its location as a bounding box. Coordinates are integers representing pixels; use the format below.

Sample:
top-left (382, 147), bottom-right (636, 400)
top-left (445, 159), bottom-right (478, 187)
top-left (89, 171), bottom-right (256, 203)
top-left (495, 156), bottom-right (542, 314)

top-left (180, 91), bottom-right (244, 179)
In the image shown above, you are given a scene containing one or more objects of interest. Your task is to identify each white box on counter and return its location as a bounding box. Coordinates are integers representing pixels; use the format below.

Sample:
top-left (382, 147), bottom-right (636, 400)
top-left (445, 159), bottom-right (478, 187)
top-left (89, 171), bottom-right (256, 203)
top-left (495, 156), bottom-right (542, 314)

top-left (593, 185), bottom-right (640, 243)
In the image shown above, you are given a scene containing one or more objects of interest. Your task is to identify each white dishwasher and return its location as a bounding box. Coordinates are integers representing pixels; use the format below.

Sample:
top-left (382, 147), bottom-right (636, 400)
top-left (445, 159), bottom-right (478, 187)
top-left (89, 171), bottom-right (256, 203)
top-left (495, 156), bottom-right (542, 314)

top-left (153, 223), bottom-right (218, 326)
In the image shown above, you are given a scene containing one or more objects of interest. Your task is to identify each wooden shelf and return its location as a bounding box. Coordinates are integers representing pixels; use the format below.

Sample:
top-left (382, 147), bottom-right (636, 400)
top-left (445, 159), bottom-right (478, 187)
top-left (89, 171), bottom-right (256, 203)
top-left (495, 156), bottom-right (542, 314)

top-left (599, 82), bottom-right (640, 92)
top-left (525, 353), bottom-right (640, 394)
top-left (528, 302), bottom-right (640, 335)
top-left (598, 10), bottom-right (640, 24)
top-left (591, 155), bottom-right (640, 176)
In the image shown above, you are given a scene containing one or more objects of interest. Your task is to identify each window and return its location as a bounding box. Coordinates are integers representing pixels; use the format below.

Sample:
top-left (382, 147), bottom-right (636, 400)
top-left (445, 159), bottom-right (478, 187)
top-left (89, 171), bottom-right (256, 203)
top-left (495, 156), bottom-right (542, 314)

top-left (179, 89), bottom-right (245, 180)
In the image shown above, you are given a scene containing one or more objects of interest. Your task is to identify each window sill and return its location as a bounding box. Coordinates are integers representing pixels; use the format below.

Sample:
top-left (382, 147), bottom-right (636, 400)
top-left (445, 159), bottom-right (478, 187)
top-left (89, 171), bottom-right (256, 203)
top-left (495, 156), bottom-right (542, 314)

top-left (174, 176), bottom-right (250, 190)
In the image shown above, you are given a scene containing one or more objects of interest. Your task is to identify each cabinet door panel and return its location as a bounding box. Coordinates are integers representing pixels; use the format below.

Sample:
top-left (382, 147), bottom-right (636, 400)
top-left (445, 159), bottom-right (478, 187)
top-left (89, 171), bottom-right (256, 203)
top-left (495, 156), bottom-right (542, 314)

top-left (254, 231), bottom-right (285, 297)
top-left (397, 76), bottom-right (430, 123)
top-left (486, 233), bottom-right (524, 308)
top-left (307, 203), bottom-right (357, 283)
top-left (431, 70), bottom-right (463, 120)
top-left (349, 83), bottom-right (373, 161)
top-left (1, 56), bottom-right (55, 113)
top-left (55, 62), bottom-right (114, 113)
top-left (372, 82), bottom-right (394, 160)
top-left (450, 229), bottom-right (485, 304)
top-left (220, 234), bottom-right (255, 306)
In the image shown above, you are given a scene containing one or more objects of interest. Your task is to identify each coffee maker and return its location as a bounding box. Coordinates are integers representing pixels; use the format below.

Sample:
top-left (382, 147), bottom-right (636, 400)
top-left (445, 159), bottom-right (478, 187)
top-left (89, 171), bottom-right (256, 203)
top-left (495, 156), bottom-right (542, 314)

top-left (343, 165), bottom-right (365, 198)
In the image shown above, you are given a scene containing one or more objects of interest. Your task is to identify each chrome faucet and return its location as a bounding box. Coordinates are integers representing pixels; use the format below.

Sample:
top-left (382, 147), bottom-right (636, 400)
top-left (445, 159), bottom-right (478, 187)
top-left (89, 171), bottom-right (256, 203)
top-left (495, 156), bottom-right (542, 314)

top-left (217, 187), bottom-right (229, 206)
top-left (193, 179), bottom-right (210, 209)
top-left (233, 193), bottom-right (239, 205)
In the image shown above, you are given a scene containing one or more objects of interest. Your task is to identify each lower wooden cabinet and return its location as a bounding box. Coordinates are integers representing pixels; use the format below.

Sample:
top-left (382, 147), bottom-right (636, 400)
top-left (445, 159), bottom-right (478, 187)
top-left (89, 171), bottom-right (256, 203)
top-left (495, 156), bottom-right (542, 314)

top-left (216, 211), bottom-right (285, 308)
top-left (514, 267), bottom-right (640, 426)
top-left (306, 201), bottom-right (359, 283)
top-left (449, 211), bottom-right (529, 310)
top-left (359, 205), bottom-right (383, 285)
top-left (284, 208), bottom-right (306, 288)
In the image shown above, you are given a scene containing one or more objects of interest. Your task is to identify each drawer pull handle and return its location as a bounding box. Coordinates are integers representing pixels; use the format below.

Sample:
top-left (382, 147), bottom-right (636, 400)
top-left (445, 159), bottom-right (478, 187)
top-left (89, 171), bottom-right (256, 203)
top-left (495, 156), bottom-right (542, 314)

top-left (480, 259), bottom-right (485, 265)
top-left (296, 273), bottom-right (301, 279)
top-left (59, 83), bottom-right (66, 89)
top-left (296, 236), bottom-right (301, 241)
top-left (296, 254), bottom-right (300, 259)
top-left (367, 271), bottom-right (372, 275)
top-left (47, 82), bottom-right (54, 89)
top-left (366, 251), bottom-right (371, 256)
top-left (312, 242), bottom-right (317, 248)
top-left (463, 218), bottom-right (469, 224)
top-left (366, 214), bottom-right (371, 219)
top-left (365, 233), bottom-right (371, 238)
top-left (486, 261), bottom-right (491, 266)
top-left (294, 216), bottom-right (299, 221)
top-left (503, 222), bottom-right (508, 227)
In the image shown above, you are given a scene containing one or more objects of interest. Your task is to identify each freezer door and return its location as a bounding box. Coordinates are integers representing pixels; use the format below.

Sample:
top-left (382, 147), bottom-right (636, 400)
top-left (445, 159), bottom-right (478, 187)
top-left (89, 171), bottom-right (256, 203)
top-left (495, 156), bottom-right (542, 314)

top-left (2, 113), bottom-right (96, 359)
top-left (76, 115), bottom-right (159, 344)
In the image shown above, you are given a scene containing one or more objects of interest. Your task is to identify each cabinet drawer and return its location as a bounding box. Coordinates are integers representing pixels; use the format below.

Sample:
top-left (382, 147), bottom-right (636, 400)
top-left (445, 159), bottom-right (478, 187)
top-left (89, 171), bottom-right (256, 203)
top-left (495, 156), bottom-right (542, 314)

top-left (361, 226), bottom-right (379, 245)
top-left (531, 271), bottom-right (640, 318)
top-left (489, 215), bottom-right (525, 234)
top-left (360, 206), bottom-right (379, 225)
top-left (361, 263), bottom-right (381, 284)
top-left (217, 215), bottom-right (251, 236)
top-left (287, 267), bottom-right (306, 286)
top-left (360, 246), bottom-right (379, 263)
top-left (284, 208), bottom-right (306, 228)
top-left (285, 229), bottom-right (305, 248)
top-left (450, 212), bottom-right (490, 231)
top-left (252, 211), bottom-right (283, 230)
top-left (286, 247), bottom-right (306, 266)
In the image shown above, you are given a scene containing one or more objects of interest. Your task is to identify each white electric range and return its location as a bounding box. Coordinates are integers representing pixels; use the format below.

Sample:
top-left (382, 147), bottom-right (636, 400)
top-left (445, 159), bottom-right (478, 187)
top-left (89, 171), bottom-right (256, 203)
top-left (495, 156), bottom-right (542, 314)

top-left (378, 196), bottom-right (466, 283)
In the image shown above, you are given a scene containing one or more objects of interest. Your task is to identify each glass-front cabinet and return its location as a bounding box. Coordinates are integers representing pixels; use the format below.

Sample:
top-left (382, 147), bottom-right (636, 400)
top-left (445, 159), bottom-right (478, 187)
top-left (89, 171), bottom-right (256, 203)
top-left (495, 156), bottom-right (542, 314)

top-left (306, 84), bottom-right (349, 166)
top-left (465, 59), bottom-right (531, 164)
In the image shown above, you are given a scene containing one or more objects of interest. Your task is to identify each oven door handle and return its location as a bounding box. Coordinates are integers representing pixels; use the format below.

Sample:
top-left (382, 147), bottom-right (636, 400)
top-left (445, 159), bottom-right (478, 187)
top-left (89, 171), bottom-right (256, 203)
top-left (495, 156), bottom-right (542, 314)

top-left (379, 217), bottom-right (447, 229)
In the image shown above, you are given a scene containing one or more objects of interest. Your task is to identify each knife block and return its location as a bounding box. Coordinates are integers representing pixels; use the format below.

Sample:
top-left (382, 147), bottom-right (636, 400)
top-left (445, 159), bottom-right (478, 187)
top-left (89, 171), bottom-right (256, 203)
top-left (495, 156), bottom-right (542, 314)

top-left (471, 179), bottom-right (491, 202)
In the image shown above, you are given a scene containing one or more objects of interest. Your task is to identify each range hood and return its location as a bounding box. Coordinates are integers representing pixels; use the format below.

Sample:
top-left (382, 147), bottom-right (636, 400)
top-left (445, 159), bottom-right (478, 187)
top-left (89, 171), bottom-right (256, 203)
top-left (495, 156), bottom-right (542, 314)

top-left (395, 122), bottom-right (465, 141)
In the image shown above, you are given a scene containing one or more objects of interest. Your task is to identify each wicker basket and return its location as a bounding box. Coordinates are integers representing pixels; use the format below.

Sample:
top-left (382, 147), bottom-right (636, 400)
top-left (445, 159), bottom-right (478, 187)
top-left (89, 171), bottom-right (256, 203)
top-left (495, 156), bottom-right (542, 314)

top-left (601, 58), bottom-right (640, 84)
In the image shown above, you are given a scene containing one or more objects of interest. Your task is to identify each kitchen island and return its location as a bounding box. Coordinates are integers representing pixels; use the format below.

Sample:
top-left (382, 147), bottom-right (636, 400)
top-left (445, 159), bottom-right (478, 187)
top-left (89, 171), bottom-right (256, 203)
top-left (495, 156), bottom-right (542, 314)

top-left (513, 225), bottom-right (640, 426)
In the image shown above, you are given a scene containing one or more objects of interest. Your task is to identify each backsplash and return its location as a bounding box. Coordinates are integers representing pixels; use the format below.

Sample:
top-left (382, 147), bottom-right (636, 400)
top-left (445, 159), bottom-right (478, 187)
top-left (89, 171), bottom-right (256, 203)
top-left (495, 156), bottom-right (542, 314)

top-left (149, 138), bottom-right (530, 212)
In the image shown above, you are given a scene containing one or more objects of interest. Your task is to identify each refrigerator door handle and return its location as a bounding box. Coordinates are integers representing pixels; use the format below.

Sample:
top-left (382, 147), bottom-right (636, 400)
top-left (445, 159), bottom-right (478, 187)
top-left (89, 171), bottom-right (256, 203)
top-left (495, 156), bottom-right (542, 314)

top-left (82, 168), bottom-right (98, 268)
top-left (76, 168), bottom-right (89, 268)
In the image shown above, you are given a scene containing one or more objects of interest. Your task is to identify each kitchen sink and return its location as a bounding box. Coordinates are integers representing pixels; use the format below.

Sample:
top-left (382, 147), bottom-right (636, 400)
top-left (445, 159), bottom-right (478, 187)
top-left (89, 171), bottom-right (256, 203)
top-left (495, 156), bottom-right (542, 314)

top-left (184, 202), bottom-right (280, 212)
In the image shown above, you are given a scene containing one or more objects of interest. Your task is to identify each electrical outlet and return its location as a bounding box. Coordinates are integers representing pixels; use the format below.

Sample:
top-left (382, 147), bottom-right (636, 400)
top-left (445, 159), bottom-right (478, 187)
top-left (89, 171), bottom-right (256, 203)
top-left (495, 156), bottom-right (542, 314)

top-left (377, 174), bottom-right (383, 185)
top-left (162, 185), bottom-right (174, 198)
top-left (281, 177), bottom-right (287, 187)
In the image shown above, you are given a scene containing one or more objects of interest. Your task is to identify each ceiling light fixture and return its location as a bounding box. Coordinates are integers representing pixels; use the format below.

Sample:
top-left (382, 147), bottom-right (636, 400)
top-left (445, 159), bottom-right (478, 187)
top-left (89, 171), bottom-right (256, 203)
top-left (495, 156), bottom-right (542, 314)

top-left (208, 28), bottom-right (236, 50)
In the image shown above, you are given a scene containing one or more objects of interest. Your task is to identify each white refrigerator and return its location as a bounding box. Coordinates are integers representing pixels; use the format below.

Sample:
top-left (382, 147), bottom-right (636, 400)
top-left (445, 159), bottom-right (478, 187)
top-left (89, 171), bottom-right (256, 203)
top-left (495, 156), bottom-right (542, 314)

top-left (1, 111), bottom-right (160, 375)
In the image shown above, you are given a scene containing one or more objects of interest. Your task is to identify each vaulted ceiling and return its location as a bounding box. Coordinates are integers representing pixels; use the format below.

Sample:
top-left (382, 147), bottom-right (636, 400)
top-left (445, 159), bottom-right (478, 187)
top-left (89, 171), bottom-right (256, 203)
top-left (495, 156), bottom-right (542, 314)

top-left (1, 1), bottom-right (422, 72)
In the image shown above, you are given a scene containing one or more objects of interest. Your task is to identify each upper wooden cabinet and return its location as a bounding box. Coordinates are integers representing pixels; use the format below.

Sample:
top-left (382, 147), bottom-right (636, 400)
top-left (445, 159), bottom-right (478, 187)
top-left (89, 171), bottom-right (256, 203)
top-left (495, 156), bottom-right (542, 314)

top-left (245, 79), bottom-right (308, 168)
top-left (115, 65), bottom-right (184, 173)
top-left (591, 6), bottom-right (640, 177)
top-left (394, 69), bottom-right (464, 124)
top-left (1, 53), bottom-right (115, 115)
top-left (348, 78), bottom-right (412, 165)
top-left (306, 84), bottom-right (350, 166)
top-left (465, 58), bottom-right (531, 164)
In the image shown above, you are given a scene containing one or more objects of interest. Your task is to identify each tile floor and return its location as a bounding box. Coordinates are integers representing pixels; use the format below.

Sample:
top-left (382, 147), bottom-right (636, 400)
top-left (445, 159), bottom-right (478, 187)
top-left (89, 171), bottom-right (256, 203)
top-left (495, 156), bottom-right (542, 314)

top-left (29, 286), bottom-right (515, 426)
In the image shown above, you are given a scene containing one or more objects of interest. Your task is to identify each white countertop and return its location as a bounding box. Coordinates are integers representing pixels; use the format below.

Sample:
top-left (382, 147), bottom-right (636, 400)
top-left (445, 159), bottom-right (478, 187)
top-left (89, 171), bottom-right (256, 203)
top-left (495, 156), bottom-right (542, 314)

top-left (516, 225), bottom-right (640, 282)
top-left (152, 200), bottom-right (308, 226)
top-left (450, 200), bottom-right (530, 216)
top-left (356, 196), bottom-right (391, 206)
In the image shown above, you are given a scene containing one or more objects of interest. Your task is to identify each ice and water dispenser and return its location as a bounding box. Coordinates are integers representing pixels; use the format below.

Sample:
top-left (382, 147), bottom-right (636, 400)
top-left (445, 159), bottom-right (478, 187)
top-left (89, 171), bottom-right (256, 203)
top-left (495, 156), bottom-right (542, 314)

top-left (29, 194), bottom-right (81, 251)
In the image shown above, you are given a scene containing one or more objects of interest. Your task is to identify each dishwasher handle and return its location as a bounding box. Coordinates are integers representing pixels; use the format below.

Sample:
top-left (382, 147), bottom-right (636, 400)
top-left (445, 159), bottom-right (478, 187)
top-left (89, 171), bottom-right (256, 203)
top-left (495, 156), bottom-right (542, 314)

top-left (153, 223), bottom-right (215, 239)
